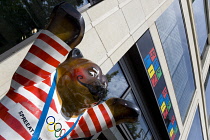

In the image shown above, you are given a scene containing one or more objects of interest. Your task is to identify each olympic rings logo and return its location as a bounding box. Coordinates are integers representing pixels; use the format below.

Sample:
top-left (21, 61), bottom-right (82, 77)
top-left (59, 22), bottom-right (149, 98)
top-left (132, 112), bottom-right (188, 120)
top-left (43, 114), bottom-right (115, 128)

top-left (45, 116), bottom-right (66, 138)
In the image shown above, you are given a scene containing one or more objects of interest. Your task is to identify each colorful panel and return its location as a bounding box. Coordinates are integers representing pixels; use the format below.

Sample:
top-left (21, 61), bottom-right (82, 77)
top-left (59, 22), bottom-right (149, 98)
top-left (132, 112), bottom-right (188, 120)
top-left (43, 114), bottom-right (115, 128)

top-left (140, 46), bottom-right (180, 140)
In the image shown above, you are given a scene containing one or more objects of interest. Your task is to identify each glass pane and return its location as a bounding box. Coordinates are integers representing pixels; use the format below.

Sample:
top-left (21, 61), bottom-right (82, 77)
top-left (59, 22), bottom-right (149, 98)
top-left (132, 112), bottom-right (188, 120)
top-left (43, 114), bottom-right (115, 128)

top-left (205, 69), bottom-right (210, 121)
top-left (144, 131), bottom-right (154, 140)
top-left (156, 0), bottom-right (195, 121)
top-left (105, 63), bottom-right (129, 100)
top-left (124, 91), bottom-right (137, 104)
top-left (124, 91), bottom-right (154, 140)
top-left (187, 109), bottom-right (204, 140)
top-left (204, 69), bottom-right (210, 88)
top-left (0, 0), bottom-right (102, 54)
top-left (192, 0), bottom-right (208, 55)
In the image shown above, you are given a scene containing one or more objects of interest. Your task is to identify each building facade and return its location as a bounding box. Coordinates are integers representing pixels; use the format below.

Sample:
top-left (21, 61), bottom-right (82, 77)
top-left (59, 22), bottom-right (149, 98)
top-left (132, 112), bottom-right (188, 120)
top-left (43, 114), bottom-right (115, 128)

top-left (1, 0), bottom-right (210, 139)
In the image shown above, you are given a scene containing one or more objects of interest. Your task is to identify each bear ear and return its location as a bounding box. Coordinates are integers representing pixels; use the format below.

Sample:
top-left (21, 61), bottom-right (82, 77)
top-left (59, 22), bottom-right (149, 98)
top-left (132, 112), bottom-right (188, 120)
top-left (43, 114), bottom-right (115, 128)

top-left (68, 48), bottom-right (83, 59)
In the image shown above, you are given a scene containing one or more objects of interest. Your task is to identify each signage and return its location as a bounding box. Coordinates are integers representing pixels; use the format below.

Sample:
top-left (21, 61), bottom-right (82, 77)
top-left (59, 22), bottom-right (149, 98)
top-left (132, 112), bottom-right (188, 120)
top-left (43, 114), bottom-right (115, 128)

top-left (137, 31), bottom-right (180, 140)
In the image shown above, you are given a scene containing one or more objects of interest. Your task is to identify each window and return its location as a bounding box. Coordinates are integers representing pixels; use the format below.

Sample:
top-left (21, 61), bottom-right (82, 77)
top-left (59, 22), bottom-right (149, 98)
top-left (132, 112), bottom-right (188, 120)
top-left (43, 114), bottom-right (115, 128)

top-left (0, 0), bottom-right (102, 55)
top-left (104, 62), bottom-right (155, 140)
top-left (156, 0), bottom-right (195, 122)
top-left (124, 92), bottom-right (154, 140)
top-left (105, 63), bottom-right (129, 100)
top-left (192, 0), bottom-right (208, 57)
top-left (187, 109), bottom-right (204, 140)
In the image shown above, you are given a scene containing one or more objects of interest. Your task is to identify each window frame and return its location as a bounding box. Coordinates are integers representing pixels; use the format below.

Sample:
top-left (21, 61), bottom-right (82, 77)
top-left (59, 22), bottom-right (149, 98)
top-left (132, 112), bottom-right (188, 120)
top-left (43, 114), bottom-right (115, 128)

top-left (191, 0), bottom-right (209, 58)
top-left (155, 0), bottom-right (196, 122)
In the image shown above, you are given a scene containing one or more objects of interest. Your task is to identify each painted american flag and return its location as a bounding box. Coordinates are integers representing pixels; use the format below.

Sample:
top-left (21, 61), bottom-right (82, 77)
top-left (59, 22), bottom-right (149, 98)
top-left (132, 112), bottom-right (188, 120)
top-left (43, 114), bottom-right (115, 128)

top-left (0, 30), bottom-right (115, 140)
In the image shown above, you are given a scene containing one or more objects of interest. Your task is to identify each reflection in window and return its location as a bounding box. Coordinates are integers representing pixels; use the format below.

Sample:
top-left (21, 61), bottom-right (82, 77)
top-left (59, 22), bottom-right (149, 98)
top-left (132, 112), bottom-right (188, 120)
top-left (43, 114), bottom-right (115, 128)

top-left (187, 109), bottom-right (204, 140)
top-left (205, 69), bottom-right (210, 124)
top-left (125, 91), bottom-right (154, 140)
top-left (192, 0), bottom-right (208, 56)
top-left (105, 63), bottom-right (129, 100)
top-left (0, 0), bottom-right (102, 54)
top-left (156, 0), bottom-right (195, 121)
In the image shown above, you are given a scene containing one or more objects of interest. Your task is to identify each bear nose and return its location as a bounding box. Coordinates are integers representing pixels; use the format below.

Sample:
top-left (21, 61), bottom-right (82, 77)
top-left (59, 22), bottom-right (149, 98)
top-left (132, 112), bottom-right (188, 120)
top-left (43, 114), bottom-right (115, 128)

top-left (89, 80), bottom-right (107, 96)
top-left (92, 85), bottom-right (107, 101)
top-left (91, 75), bottom-right (108, 100)
top-left (77, 78), bottom-right (108, 100)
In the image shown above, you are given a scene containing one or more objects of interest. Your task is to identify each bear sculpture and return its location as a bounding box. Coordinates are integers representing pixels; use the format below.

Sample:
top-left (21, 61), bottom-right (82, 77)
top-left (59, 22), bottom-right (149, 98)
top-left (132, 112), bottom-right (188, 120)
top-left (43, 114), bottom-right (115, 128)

top-left (0, 2), bottom-right (140, 140)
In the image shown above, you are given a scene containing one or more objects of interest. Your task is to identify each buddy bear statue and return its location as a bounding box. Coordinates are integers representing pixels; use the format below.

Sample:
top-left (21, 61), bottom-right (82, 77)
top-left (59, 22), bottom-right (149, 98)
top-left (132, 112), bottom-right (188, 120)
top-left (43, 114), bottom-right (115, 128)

top-left (0, 2), bottom-right (139, 140)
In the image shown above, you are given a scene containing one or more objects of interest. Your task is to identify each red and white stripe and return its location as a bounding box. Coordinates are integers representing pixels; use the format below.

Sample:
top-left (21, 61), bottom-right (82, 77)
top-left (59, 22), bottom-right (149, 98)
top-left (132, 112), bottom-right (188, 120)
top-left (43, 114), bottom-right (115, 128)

top-left (11, 30), bottom-right (70, 89)
top-left (70, 102), bottom-right (115, 139)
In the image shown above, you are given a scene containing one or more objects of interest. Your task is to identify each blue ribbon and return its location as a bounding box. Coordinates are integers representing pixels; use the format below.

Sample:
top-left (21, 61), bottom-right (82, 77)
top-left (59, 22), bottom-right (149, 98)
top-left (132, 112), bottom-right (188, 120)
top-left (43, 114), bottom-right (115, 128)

top-left (31, 72), bottom-right (58, 140)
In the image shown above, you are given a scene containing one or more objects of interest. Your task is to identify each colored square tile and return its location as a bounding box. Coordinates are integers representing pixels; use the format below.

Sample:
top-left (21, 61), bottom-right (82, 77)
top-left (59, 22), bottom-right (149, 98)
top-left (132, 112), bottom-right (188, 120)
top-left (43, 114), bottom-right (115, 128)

top-left (148, 65), bottom-right (155, 78)
top-left (153, 58), bottom-right (160, 71)
top-left (171, 115), bottom-right (175, 125)
top-left (174, 125), bottom-right (178, 134)
top-left (167, 101), bottom-right (171, 110)
top-left (161, 102), bottom-right (167, 113)
top-left (149, 48), bottom-right (157, 61)
top-left (168, 123), bottom-right (173, 132)
top-left (151, 74), bottom-right (158, 87)
top-left (144, 54), bottom-right (152, 69)
top-left (162, 87), bottom-right (168, 98)
top-left (158, 94), bottom-right (164, 106)
top-left (163, 108), bottom-right (168, 119)
top-left (156, 67), bottom-right (162, 79)
top-left (172, 121), bottom-right (177, 128)
top-left (169, 128), bottom-right (174, 137)
top-left (164, 94), bottom-right (171, 110)
top-left (164, 93), bottom-right (169, 99)
top-left (171, 134), bottom-right (176, 140)
top-left (164, 94), bottom-right (170, 103)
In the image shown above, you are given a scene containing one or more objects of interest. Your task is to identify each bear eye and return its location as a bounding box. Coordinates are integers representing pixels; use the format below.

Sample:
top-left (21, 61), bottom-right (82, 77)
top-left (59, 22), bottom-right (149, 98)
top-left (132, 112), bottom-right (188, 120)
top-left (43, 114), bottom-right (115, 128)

top-left (89, 71), bottom-right (95, 77)
top-left (88, 67), bottom-right (99, 77)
